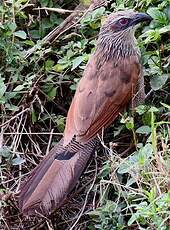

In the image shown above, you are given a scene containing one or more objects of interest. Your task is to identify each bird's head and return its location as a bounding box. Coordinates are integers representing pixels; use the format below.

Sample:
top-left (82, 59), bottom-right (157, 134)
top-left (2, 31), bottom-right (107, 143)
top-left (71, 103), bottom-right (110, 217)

top-left (98, 10), bottom-right (152, 57)
top-left (99, 10), bottom-right (152, 42)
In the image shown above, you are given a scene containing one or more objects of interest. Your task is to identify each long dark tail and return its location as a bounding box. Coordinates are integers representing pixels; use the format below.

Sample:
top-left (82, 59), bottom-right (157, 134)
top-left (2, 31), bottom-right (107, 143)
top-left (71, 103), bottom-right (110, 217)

top-left (19, 138), bottom-right (97, 216)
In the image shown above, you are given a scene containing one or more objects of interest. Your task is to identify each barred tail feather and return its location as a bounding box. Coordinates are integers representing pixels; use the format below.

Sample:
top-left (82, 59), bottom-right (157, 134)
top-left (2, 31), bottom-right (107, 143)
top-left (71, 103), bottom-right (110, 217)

top-left (19, 138), bottom-right (97, 216)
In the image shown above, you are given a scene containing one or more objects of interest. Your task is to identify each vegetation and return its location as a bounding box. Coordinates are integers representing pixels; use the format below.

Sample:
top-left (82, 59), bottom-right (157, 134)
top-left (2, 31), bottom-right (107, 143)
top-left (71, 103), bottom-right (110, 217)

top-left (0, 0), bottom-right (169, 229)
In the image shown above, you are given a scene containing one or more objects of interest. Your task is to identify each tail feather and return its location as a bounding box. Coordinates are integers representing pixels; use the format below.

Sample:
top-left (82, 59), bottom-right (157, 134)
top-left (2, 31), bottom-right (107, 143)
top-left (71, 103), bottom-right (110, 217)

top-left (19, 138), bottom-right (97, 215)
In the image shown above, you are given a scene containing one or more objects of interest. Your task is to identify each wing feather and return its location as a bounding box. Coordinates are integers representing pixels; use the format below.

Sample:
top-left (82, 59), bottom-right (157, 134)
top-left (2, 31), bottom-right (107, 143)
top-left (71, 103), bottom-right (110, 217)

top-left (64, 54), bottom-right (140, 145)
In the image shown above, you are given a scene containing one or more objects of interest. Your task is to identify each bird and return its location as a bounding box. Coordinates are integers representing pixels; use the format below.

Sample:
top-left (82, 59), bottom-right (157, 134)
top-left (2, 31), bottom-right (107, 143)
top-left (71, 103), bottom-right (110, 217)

top-left (19, 10), bottom-right (152, 216)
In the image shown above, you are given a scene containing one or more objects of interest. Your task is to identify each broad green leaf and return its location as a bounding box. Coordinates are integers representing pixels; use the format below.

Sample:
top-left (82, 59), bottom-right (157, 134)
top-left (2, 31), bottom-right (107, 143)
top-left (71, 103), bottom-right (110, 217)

top-left (55, 115), bottom-right (65, 132)
top-left (136, 125), bottom-right (151, 134)
top-left (53, 63), bottom-right (69, 72)
top-left (91, 7), bottom-right (105, 19)
top-left (41, 18), bottom-right (53, 29)
top-left (142, 112), bottom-right (153, 126)
top-left (48, 87), bottom-right (57, 100)
top-left (128, 213), bottom-right (138, 226)
top-left (71, 56), bottom-right (84, 70)
top-left (113, 125), bottom-right (124, 137)
top-left (39, 0), bottom-right (49, 7)
top-left (29, 30), bottom-right (40, 39)
top-left (13, 85), bottom-right (24, 91)
top-left (89, 21), bottom-right (101, 29)
top-left (148, 106), bottom-right (159, 113)
top-left (147, 56), bottom-right (160, 74)
top-left (135, 105), bottom-right (148, 115)
top-left (70, 84), bottom-right (77, 91)
top-left (14, 30), bottom-right (27, 39)
top-left (150, 74), bottom-right (168, 90)
top-left (8, 22), bottom-right (17, 32)
top-left (12, 156), bottom-right (25, 165)
top-left (0, 147), bottom-right (11, 158)
top-left (50, 13), bottom-right (63, 26)
top-left (45, 59), bottom-right (54, 71)
top-left (5, 103), bottom-right (19, 111)
top-left (125, 117), bottom-right (134, 130)
top-left (118, 144), bottom-right (153, 174)
top-left (147, 7), bottom-right (167, 24)
top-left (98, 162), bottom-right (111, 178)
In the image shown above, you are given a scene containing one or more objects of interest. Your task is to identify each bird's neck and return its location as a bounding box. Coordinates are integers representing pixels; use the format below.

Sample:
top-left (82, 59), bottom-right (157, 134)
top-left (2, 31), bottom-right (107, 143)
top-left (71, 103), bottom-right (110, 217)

top-left (96, 31), bottom-right (140, 61)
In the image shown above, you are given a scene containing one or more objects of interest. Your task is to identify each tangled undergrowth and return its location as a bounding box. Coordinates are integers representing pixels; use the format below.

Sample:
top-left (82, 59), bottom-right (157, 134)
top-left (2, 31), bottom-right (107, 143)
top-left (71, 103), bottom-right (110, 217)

top-left (0, 0), bottom-right (170, 229)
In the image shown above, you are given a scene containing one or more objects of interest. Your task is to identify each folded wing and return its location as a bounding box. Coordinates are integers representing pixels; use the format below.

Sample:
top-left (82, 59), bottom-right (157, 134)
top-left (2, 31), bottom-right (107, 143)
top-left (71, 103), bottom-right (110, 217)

top-left (64, 54), bottom-right (140, 145)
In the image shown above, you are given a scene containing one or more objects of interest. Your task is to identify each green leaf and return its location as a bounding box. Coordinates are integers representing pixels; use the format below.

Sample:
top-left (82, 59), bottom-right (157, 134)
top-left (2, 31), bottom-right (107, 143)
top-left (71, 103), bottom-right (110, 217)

top-left (50, 13), bottom-right (63, 26)
top-left (142, 29), bottom-right (161, 43)
top-left (14, 30), bottom-right (27, 39)
top-left (99, 162), bottom-right (111, 178)
top-left (8, 22), bottom-right (17, 32)
top-left (80, 0), bottom-right (92, 7)
top-left (5, 103), bottom-right (19, 111)
top-left (41, 18), bottom-right (53, 29)
top-left (126, 177), bottom-right (136, 187)
top-left (135, 105), bottom-right (148, 115)
top-left (5, 92), bottom-right (17, 100)
top-left (48, 87), bottom-right (57, 100)
top-left (12, 156), bottom-right (25, 165)
top-left (89, 21), bottom-right (101, 29)
top-left (70, 84), bottom-right (77, 91)
top-left (45, 59), bottom-right (54, 72)
top-left (53, 63), bottom-right (69, 72)
top-left (160, 102), bottom-right (170, 110)
top-left (0, 79), bottom-right (6, 98)
top-left (0, 22), bottom-right (4, 29)
top-left (147, 7), bottom-right (167, 24)
top-left (55, 115), bottom-right (65, 132)
top-left (159, 25), bottom-right (170, 34)
top-left (39, 0), bottom-right (49, 7)
top-left (138, 146), bottom-right (151, 166)
top-left (147, 56), bottom-right (161, 75)
top-left (13, 85), bottom-right (24, 91)
top-left (71, 56), bottom-right (84, 70)
top-left (148, 106), bottom-right (159, 113)
top-left (0, 147), bottom-right (11, 158)
top-left (118, 144), bottom-right (153, 174)
top-left (136, 125), bottom-right (151, 135)
top-left (145, 187), bottom-right (157, 202)
top-left (91, 7), bottom-right (105, 19)
top-left (142, 112), bottom-right (152, 126)
top-left (29, 30), bottom-right (41, 39)
top-left (150, 74), bottom-right (168, 90)
top-left (125, 117), bottom-right (134, 130)
top-left (113, 125), bottom-right (124, 137)
top-left (128, 213), bottom-right (139, 226)
top-left (31, 109), bottom-right (37, 124)
top-left (24, 40), bottom-right (35, 46)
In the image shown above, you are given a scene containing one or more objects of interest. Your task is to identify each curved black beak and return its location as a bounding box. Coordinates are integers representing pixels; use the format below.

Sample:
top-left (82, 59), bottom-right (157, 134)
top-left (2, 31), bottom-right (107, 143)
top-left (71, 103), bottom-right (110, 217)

top-left (131, 13), bottom-right (153, 26)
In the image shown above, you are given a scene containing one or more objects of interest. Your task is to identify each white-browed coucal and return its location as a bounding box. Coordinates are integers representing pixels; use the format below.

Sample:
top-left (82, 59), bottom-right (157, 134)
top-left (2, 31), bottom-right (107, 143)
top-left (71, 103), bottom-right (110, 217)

top-left (19, 10), bottom-right (152, 215)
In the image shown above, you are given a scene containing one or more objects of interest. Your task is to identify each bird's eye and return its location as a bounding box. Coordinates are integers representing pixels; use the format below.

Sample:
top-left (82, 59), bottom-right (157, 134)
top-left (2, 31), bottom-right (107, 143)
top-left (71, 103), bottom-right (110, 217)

top-left (118, 18), bottom-right (129, 26)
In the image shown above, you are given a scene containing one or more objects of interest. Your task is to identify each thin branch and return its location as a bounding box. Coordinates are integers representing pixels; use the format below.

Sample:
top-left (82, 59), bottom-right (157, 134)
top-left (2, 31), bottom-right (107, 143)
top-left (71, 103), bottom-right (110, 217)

top-left (0, 108), bottom-right (30, 128)
top-left (2, 132), bottom-right (63, 135)
top-left (33, 7), bottom-right (81, 14)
